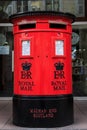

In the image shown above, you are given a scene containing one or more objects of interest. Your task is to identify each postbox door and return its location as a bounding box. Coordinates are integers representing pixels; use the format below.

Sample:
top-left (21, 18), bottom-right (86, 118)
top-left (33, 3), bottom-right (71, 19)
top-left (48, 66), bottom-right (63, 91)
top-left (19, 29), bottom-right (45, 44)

top-left (14, 31), bottom-right (72, 96)
top-left (32, 32), bottom-right (72, 96)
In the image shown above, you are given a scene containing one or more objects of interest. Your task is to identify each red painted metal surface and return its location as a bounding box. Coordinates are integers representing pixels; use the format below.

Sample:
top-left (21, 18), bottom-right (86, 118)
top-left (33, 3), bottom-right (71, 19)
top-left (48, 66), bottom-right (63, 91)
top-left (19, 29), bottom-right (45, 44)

top-left (11, 13), bottom-right (73, 96)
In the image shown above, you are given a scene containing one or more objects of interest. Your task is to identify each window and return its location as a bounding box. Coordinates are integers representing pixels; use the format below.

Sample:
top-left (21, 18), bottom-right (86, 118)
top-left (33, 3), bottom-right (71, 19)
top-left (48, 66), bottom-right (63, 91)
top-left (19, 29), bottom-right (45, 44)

top-left (72, 22), bottom-right (87, 96)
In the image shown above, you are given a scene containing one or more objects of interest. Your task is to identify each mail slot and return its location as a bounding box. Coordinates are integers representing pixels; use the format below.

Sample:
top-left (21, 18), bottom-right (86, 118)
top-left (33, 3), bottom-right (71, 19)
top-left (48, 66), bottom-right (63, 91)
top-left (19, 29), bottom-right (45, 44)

top-left (10, 11), bottom-right (75, 127)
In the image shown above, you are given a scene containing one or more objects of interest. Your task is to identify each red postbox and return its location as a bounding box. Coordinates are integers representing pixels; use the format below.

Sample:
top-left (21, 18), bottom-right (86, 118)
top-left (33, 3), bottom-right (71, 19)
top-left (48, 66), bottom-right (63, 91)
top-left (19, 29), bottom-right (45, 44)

top-left (10, 11), bottom-right (75, 127)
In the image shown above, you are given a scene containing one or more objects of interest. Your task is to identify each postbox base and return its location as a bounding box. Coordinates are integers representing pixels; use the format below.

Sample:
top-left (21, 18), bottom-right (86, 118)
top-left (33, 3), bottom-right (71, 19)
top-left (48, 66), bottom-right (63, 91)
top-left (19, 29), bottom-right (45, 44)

top-left (13, 94), bottom-right (74, 128)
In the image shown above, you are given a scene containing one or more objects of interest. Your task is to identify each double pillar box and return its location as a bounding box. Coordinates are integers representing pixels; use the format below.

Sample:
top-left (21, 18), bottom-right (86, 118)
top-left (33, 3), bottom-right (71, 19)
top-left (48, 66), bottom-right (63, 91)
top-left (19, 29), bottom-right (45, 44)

top-left (10, 11), bottom-right (75, 127)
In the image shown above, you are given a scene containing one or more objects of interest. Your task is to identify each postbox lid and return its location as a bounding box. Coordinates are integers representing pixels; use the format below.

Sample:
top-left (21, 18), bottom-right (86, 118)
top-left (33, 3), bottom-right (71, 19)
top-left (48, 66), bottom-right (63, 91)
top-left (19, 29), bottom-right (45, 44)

top-left (9, 11), bottom-right (75, 23)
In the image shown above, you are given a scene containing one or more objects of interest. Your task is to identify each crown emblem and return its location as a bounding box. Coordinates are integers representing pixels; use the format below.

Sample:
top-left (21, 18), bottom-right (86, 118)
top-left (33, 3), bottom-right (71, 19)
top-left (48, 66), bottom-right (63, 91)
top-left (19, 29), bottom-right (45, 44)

top-left (54, 62), bottom-right (64, 70)
top-left (22, 62), bottom-right (32, 71)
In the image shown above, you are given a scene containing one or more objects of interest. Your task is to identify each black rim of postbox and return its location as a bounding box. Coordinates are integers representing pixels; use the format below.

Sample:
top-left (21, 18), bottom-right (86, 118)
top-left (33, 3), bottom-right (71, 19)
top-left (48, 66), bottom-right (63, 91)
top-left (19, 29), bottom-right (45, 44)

top-left (9, 11), bottom-right (76, 23)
